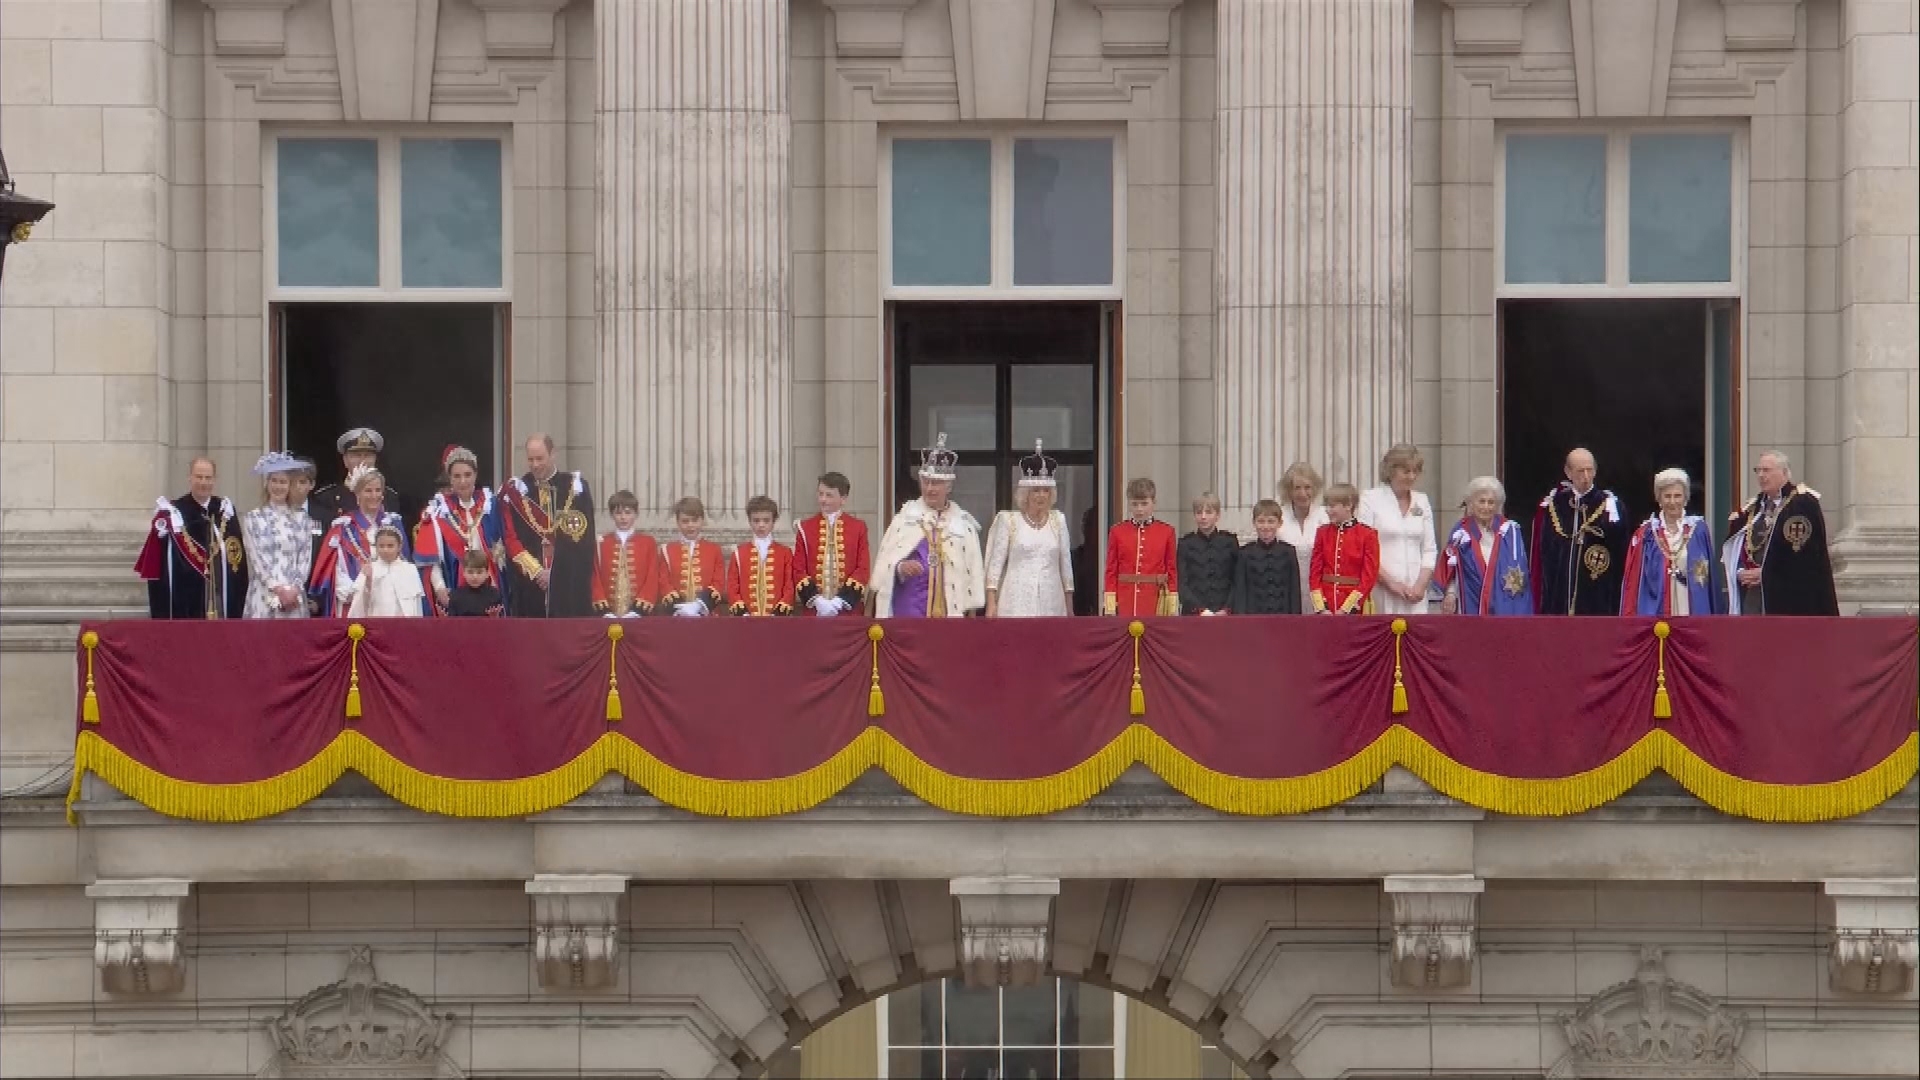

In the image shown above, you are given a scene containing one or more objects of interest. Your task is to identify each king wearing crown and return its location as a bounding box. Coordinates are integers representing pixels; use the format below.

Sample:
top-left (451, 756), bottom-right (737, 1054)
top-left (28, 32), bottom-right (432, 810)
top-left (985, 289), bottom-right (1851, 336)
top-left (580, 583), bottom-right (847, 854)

top-left (873, 434), bottom-right (986, 618)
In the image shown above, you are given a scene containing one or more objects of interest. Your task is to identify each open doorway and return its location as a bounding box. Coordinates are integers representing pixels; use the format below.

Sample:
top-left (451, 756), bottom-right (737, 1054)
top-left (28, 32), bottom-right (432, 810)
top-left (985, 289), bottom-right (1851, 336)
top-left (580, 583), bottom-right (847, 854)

top-left (277, 303), bottom-right (504, 503)
top-left (1500, 298), bottom-right (1737, 529)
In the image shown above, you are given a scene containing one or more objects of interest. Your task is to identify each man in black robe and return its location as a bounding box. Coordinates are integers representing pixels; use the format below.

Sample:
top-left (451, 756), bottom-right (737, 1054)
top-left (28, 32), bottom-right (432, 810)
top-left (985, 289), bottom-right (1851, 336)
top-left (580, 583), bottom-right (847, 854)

top-left (500, 433), bottom-right (596, 617)
top-left (1722, 451), bottom-right (1838, 616)
top-left (134, 456), bottom-right (248, 619)
top-left (1178, 495), bottom-right (1238, 614)
top-left (1530, 447), bottom-right (1631, 615)
top-left (309, 427), bottom-right (413, 528)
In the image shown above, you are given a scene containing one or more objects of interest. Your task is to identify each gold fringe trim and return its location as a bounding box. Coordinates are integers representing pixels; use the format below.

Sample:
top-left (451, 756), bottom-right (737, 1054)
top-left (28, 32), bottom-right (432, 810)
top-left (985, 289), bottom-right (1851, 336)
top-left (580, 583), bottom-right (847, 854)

top-left (67, 727), bottom-right (1919, 826)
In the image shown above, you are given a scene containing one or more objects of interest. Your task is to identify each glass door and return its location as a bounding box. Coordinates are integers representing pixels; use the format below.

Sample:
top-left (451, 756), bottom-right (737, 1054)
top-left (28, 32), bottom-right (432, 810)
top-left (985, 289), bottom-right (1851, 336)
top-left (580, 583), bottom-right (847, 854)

top-left (892, 303), bottom-right (1104, 530)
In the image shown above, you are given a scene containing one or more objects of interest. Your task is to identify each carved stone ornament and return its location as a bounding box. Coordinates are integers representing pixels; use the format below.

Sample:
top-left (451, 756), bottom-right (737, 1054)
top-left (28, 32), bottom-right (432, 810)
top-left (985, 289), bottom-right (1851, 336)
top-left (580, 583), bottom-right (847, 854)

top-left (1383, 874), bottom-right (1483, 989)
top-left (820, 0), bottom-right (923, 57)
top-left (1548, 947), bottom-right (1753, 1079)
top-left (1718, 0), bottom-right (1802, 51)
top-left (1439, 0), bottom-right (1535, 54)
top-left (1825, 879), bottom-right (1919, 995)
top-left (200, 0), bottom-right (304, 56)
top-left (951, 876), bottom-right (1060, 988)
top-left (87, 879), bottom-right (191, 996)
top-left (527, 874), bottom-right (626, 990)
top-left (259, 946), bottom-right (462, 1078)
top-left (1084, 0), bottom-right (1184, 57)
top-left (467, 0), bottom-right (571, 58)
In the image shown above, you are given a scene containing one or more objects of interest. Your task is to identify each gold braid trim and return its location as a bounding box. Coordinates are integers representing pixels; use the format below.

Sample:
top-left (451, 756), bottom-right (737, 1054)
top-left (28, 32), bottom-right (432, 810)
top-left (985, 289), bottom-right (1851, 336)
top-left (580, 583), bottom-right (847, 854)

top-left (67, 728), bottom-right (1917, 826)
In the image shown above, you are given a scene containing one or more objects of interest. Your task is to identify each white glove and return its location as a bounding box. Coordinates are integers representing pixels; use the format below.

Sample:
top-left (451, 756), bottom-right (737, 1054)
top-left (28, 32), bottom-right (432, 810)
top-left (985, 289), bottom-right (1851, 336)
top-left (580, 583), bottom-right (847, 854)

top-left (673, 600), bottom-right (706, 617)
top-left (1200, 609), bottom-right (1220, 617)
top-left (811, 595), bottom-right (839, 616)
top-left (835, 597), bottom-right (852, 612)
top-left (603, 612), bottom-right (617, 619)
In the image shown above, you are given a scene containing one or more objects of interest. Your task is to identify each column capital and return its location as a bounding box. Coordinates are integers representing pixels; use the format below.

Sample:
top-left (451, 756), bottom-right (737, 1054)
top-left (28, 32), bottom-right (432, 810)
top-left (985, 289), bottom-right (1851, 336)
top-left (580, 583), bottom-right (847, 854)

top-left (819, 0), bottom-right (921, 58)
top-left (1825, 878), bottom-right (1918, 995)
top-left (951, 876), bottom-right (1060, 988)
top-left (1439, 0), bottom-right (1534, 54)
top-left (527, 874), bottom-right (627, 990)
top-left (1383, 874), bottom-right (1483, 989)
top-left (199, 0), bottom-right (303, 57)
top-left (87, 879), bottom-right (192, 995)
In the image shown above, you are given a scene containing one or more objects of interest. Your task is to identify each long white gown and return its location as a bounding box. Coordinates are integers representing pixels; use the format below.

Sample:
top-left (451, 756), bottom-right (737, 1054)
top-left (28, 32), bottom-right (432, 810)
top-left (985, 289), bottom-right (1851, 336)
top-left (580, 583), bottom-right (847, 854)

top-left (1358, 486), bottom-right (1438, 616)
top-left (984, 510), bottom-right (1073, 617)
top-left (1278, 503), bottom-right (1329, 609)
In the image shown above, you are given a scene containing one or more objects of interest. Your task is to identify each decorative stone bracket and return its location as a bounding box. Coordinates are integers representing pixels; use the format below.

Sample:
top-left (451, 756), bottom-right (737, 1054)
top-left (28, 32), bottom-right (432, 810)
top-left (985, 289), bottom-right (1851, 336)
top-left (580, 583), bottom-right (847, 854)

top-left (951, 876), bottom-right (1060, 988)
top-left (820, 0), bottom-right (922, 57)
top-left (527, 875), bottom-right (627, 990)
top-left (1440, 0), bottom-right (1535, 54)
top-left (469, 0), bottom-right (571, 58)
top-left (1085, 0), bottom-right (1184, 57)
top-left (200, 0), bottom-right (303, 57)
top-left (1719, 0), bottom-right (1802, 51)
top-left (1825, 878), bottom-right (1918, 995)
top-left (1383, 874), bottom-right (1483, 989)
top-left (87, 879), bottom-right (191, 995)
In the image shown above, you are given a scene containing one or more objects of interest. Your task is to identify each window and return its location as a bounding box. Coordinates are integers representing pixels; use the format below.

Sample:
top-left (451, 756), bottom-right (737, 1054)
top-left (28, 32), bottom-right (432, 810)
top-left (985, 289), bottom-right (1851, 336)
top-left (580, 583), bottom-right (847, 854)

top-left (269, 131), bottom-right (510, 298)
top-left (1498, 128), bottom-right (1740, 293)
top-left (884, 131), bottom-right (1123, 296)
top-left (879, 977), bottom-right (1124, 1078)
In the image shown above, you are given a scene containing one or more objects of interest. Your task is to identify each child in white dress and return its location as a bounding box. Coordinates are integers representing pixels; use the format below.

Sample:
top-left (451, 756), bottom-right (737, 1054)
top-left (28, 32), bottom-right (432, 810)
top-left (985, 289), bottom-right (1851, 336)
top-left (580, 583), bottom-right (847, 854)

top-left (344, 526), bottom-right (427, 618)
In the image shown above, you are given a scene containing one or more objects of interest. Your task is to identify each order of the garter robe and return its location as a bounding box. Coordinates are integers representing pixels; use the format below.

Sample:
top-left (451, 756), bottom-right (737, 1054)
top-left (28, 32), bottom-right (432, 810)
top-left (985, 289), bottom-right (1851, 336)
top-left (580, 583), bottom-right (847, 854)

top-left (1435, 516), bottom-right (1532, 616)
top-left (414, 490), bottom-right (507, 615)
top-left (1622, 514), bottom-right (1721, 616)
top-left (309, 510), bottom-right (410, 617)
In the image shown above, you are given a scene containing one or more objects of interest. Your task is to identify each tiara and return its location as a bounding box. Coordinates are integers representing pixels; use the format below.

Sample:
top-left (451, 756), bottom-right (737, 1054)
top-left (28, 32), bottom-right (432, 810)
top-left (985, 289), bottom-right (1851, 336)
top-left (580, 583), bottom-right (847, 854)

top-left (346, 463), bottom-right (384, 491)
top-left (442, 444), bottom-right (479, 472)
top-left (918, 433), bottom-right (958, 482)
top-left (1017, 439), bottom-right (1057, 489)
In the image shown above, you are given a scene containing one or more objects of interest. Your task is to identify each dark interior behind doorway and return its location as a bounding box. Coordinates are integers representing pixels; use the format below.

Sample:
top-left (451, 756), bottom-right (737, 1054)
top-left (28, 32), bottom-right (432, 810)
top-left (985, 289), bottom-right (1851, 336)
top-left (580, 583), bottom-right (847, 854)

top-left (282, 303), bottom-right (500, 501)
top-left (1502, 299), bottom-right (1707, 529)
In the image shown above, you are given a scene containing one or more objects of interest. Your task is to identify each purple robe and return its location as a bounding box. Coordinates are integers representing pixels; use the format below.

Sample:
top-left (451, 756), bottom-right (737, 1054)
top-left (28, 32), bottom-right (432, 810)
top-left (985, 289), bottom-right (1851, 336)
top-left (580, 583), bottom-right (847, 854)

top-left (891, 538), bottom-right (933, 618)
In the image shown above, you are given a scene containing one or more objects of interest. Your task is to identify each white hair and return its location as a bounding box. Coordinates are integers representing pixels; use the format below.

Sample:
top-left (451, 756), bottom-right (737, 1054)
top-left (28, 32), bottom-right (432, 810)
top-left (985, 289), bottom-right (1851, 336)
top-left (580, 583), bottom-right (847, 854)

top-left (1757, 450), bottom-right (1792, 473)
top-left (1653, 468), bottom-right (1691, 498)
top-left (1463, 475), bottom-right (1506, 509)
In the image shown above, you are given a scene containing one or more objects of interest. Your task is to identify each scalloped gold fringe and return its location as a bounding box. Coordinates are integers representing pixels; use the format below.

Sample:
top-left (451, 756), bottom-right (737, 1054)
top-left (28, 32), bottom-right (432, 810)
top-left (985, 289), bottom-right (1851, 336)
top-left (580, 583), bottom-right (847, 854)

top-left (68, 727), bottom-right (1918, 826)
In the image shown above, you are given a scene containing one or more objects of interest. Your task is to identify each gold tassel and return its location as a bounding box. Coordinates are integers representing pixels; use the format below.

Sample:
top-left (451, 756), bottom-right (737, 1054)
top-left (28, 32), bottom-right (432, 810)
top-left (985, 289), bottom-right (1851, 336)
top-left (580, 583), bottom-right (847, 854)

top-left (1129, 620), bottom-right (1147, 716)
top-left (1390, 618), bottom-right (1409, 715)
top-left (345, 623), bottom-right (365, 719)
top-left (867, 623), bottom-right (886, 717)
top-left (80, 630), bottom-right (100, 725)
top-left (1652, 620), bottom-right (1672, 720)
top-left (605, 623), bottom-right (624, 721)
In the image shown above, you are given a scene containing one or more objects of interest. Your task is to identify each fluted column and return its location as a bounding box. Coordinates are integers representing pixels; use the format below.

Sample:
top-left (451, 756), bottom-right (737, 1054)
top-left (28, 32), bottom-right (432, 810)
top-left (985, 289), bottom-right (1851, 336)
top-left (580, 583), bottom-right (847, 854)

top-left (597, 0), bottom-right (790, 532)
top-left (1215, 0), bottom-right (1412, 519)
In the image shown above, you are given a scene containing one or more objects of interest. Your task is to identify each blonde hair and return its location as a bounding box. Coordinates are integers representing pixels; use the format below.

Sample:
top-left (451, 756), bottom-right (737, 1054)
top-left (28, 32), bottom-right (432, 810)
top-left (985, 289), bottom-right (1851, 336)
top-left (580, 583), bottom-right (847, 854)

top-left (1191, 491), bottom-right (1222, 514)
top-left (1252, 498), bottom-right (1285, 522)
top-left (1378, 443), bottom-right (1425, 484)
top-left (1280, 461), bottom-right (1323, 498)
top-left (1325, 482), bottom-right (1360, 507)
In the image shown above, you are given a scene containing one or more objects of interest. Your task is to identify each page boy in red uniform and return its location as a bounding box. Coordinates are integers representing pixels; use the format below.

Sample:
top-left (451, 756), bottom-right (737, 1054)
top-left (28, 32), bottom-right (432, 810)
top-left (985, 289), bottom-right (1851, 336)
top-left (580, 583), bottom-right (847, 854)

top-left (1309, 483), bottom-right (1381, 615)
top-left (794, 471), bottom-right (871, 616)
top-left (592, 489), bottom-right (659, 617)
top-left (729, 495), bottom-right (798, 617)
top-left (657, 496), bottom-right (726, 617)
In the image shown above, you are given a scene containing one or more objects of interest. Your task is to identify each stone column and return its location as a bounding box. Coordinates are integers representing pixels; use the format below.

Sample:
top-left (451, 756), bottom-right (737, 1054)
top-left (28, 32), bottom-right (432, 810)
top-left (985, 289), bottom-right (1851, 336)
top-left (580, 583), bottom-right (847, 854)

top-left (1214, 0), bottom-right (1412, 520)
top-left (596, 0), bottom-right (791, 532)
top-left (1828, 0), bottom-right (1918, 610)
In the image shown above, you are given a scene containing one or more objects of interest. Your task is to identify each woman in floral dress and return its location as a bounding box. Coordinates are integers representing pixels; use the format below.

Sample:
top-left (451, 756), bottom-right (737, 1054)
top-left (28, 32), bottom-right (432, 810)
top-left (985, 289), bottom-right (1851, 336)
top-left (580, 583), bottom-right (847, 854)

top-left (240, 452), bottom-right (315, 619)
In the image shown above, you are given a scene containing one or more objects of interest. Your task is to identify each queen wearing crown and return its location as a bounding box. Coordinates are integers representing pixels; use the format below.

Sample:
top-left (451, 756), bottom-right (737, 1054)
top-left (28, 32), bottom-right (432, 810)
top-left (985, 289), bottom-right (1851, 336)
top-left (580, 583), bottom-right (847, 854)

top-left (873, 434), bottom-right (986, 618)
top-left (983, 441), bottom-right (1074, 618)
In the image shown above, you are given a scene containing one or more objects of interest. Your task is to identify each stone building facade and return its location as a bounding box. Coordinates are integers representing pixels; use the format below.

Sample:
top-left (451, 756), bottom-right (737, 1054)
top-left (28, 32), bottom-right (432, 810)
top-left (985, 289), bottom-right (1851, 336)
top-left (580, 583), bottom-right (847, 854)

top-left (1, 0), bottom-right (1917, 1077)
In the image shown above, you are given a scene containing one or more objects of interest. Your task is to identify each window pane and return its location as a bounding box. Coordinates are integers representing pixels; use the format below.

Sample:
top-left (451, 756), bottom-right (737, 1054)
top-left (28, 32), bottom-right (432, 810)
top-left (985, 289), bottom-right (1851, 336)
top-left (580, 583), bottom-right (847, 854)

top-left (888, 982), bottom-right (938, 1046)
top-left (1002, 978), bottom-right (1059, 1045)
top-left (1010, 463), bottom-right (1093, 544)
top-left (1062, 1047), bottom-right (1114, 1079)
top-left (401, 138), bottom-right (504, 288)
top-left (944, 981), bottom-right (1000, 1045)
top-left (892, 140), bottom-right (991, 286)
top-left (890, 1048), bottom-right (939, 1078)
top-left (277, 139), bottom-right (378, 287)
top-left (945, 1047), bottom-right (1000, 1079)
top-left (909, 366), bottom-right (997, 451)
top-left (1004, 1047), bottom-right (1060, 1079)
top-left (1629, 133), bottom-right (1733, 283)
top-left (949, 464), bottom-right (1000, 518)
top-left (1011, 365), bottom-right (1096, 451)
top-left (1503, 134), bottom-right (1606, 284)
top-left (1062, 982), bottom-right (1113, 1045)
top-left (1013, 138), bottom-right (1114, 286)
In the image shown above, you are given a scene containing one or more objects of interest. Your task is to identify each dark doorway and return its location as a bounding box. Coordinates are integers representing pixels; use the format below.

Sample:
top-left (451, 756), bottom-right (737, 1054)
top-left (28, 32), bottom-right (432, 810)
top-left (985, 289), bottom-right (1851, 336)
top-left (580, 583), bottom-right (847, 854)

top-left (892, 302), bottom-right (1106, 531)
top-left (281, 303), bottom-right (502, 504)
top-left (1501, 299), bottom-right (1712, 530)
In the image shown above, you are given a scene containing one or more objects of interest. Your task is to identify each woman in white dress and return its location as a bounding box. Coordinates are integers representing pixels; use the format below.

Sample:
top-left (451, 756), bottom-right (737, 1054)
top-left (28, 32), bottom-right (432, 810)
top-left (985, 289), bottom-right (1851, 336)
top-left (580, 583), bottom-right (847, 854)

top-left (983, 441), bottom-right (1074, 618)
top-left (1357, 443), bottom-right (1438, 616)
top-left (1276, 460), bottom-right (1328, 605)
top-left (240, 451), bottom-right (314, 619)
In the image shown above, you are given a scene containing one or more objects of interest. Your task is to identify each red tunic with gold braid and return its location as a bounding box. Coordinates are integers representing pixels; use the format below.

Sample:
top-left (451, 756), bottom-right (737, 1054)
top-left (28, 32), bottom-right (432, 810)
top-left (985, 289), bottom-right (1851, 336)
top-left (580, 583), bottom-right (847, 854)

top-left (1309, 519), bottom-right (1380, 614)
top-left (793, 513), bottom-right (871, 615)
top-left (1102, 518), bottom-right (1180, 617)
top-left (592, 532), bottom-right (660, 616)
top-left (727, 541), bottom-right (798, 617)
top-left (657, 538), bottom-right (726, 614)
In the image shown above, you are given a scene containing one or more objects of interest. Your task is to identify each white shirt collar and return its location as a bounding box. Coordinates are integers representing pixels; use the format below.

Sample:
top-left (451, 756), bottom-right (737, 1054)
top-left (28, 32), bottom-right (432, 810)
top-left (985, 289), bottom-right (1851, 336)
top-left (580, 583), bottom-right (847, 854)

top-left (753, 535), bottom-right (772, 557)
top-left (615, 528), bottom-right (632, 543)
top-left (823, 510), bottom-right (840, 524)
